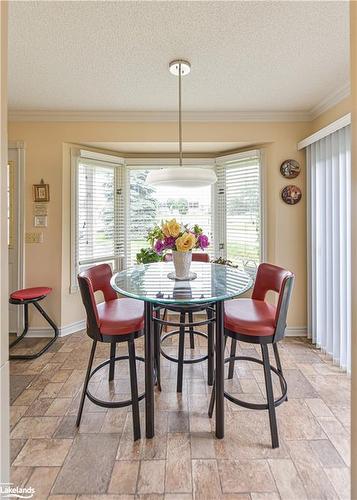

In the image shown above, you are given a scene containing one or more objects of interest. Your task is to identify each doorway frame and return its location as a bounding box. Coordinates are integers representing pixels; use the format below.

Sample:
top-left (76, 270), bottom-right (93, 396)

top-left (8, 141), bottom-right (25, 334)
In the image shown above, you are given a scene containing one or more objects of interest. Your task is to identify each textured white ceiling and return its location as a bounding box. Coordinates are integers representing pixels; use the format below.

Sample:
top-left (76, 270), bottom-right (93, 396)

top-left (8, 0), bottom-right (349, 113)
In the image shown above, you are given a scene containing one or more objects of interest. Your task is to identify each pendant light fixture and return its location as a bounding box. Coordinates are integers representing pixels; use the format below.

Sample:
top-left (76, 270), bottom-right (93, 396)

top-left (145, 60), bottom-right (217, 188)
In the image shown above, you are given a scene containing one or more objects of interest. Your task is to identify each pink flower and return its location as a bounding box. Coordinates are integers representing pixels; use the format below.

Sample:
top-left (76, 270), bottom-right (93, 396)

top-left (154, 240), bottom-right (165, 254)
top-left (198, 234), bottom-right (209, 249)
top-left (163, 236), bottom-right (175, 249)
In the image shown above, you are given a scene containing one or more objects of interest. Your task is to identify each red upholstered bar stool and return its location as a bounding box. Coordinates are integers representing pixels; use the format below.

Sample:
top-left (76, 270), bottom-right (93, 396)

top-left (209, 263), bottom-right (295, 448)
top-left (159, 252), bottom-right (214, 392)
top-left (9, 287), bottom-right (58, 360)
top-left (77, 264), bottom-right (145, 440)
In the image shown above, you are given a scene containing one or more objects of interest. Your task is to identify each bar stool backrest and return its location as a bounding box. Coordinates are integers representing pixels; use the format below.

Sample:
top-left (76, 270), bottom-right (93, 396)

top-left (164, 252), bottom-right (210, 263)
top-left (252, 263), bottom-right (295, 342)
top-left (78, 264), bottom-right (117, 340)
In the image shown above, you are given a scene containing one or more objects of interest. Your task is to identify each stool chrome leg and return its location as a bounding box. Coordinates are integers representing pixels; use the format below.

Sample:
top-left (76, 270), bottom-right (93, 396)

top-left (261, 344), bottom-right (279, 448)
top-left (154, 308), bottom-right (161, 391)
top-left (77, 340), bottom-right (97, 427)
top-left (9, 300), bottom-right (59, 360)
top-left (207, 307), bottom-right (214, 386)
top-left (228, 338), bottom-right (237, 379)
top-left (177, 311), bottom-right (185, 393)
top-left (189, 311), bottom-right (195, 349)
top-left (128, 338), bottom-right (141, 441)
top-left (9, 303), bottom-right (29, 349)
top-left (109, 343), bottom-right (116, 381)
top-left (273, 343), bottom-right (287, 400)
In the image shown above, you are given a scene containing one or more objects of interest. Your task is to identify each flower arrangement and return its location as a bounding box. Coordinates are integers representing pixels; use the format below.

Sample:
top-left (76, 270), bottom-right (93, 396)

top-left (147, 218), bottom-right (210, 255)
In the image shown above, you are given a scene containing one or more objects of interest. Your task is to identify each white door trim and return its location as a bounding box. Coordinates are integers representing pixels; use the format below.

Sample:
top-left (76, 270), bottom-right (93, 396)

top-left (8, 142), bottom-right (25, 333)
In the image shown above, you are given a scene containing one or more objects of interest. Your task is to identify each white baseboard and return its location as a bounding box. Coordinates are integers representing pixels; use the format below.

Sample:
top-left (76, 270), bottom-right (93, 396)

top-left (27, 319), bottom-right (86, 338)
top-left (285, 326), bottom-right (307, 337)
top-left (26, 319), bottom-right (307, 339)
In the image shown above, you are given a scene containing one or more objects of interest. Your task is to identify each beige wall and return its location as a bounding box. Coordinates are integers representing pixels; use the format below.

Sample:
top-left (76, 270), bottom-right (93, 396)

top-left (0, 0), bottom-right (10, 485)
top-left (309, 96), bottom-right (352, 135)
top-left (350, 2), bottom-right (357, 498)
top-left (8, 120), bottom-right (308, 330)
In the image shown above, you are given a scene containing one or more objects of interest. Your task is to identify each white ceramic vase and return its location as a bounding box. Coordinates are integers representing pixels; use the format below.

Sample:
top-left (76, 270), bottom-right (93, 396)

top-left (172, 250), bottom-right (192, 279)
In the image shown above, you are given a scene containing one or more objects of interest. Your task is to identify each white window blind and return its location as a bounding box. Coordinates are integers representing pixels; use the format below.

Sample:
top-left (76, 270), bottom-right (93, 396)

top-left (127, 168), bottom-right (213, 266)
top-left (307, 125), bottom-right (351, 372)
top-left (215, 153), bottom-right (262, 275)
top-left (71, 150), bottom-right (124, 290)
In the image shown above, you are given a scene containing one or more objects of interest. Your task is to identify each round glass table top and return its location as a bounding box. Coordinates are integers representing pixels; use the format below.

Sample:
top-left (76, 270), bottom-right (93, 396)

top-left (111, 262), bottom-right (253, 305)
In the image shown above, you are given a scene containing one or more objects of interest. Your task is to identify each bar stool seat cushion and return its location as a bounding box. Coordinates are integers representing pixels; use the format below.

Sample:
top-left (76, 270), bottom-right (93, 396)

top-left (10, 287), bottom-right (52, 301)
top-left (225, 298), bottom-right (276, 337)
top-left (97, 298), bottom-right (144, 335)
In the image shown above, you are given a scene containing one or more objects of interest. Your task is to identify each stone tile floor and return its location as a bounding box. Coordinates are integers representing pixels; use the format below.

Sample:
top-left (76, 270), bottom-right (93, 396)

top-left (9, 331), bottom-right (351, 499)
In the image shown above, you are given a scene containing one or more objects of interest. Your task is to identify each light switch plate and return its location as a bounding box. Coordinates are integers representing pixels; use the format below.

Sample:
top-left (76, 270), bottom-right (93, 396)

top-left (25, 232), bottom-right (43, 243)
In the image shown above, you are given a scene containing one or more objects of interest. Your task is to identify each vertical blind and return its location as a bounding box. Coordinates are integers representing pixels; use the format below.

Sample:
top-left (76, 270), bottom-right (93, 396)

top-left (216, 154), bottom-right (261, 274)
top-left (307, 125), bottom-right (351, 371)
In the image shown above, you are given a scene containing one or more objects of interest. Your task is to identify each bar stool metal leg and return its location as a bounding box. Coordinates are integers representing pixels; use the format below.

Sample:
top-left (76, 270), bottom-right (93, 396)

top-left (154, 308), bottom-right (161, 391)
top-left (189, 311), bottom-right (195, 349)
top-left (207, 307), bottom-right (214, 386)
top-left (273, 343), bottom-right (286, 400)
top-left (228, 338), bottom-right (237, 379)
top-left (9, 303), bottom-right (29, 349)
top-left (144, 301), bottom-right (155, 439)
top-left (215, 301), bottom-right (225, 438)
top-left (10, 300), bottom-right (59, 360)
top-left (177, 311), bottom-right (186, 393)
top-left (128, 338), bottom-right (141, 441)
top-left (109, 343), bottom-right (116, 381)
top-left (261, 344), bottom-right (279, 448)
top-left (77, 340), bottom-right (97, 427)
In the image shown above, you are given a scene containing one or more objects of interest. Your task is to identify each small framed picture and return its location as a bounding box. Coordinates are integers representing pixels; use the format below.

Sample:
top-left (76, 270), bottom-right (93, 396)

top-left (33, 181), bottom-right (50, 202)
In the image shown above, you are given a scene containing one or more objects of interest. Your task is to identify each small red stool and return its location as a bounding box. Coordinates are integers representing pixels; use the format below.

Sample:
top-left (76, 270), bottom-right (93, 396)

top-left (9, 287), bottom-right (58, 360)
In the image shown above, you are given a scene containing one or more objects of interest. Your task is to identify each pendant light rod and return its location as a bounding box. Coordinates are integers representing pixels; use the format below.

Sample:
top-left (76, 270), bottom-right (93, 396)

top-left (179, 61), bottom-right (182, 167)
top-left (169, 60), bottom-right (191, 168)
top-left (145, 60), bottom-right (217, 188)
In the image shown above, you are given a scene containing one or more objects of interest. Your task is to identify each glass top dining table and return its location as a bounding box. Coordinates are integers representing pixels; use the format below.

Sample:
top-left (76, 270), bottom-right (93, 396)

top-left (110, 261), bottom-right (253, 305)
top-left (111, 261), bottom-right (253, 439)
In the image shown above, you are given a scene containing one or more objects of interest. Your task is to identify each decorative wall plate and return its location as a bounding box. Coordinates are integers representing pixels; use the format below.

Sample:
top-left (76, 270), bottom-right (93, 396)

top-left (280, 159), bottom-right (301, 179)
top-left (281, 185), bottom-right (302, 205)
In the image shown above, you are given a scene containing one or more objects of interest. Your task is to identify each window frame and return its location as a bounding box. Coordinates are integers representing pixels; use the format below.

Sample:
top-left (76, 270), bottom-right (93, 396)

top-left (214, 149), bottom-right (266, 266)
top-left (71, 149), bottom-right (266, 292)
top-left (70, 148), bottom-right (125, 293)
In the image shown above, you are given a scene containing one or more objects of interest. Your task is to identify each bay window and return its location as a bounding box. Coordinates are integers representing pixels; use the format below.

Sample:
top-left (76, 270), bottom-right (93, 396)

top-left (72, 149), bottom-right (263, 289)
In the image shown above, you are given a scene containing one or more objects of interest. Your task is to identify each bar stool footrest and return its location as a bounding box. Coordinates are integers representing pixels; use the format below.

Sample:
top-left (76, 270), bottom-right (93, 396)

top-left (223, 355), bottom-right (287, 409)
top-left (161, 329), bottom-right (208, 364)
top-left (86, 355), bottom-right (145, 408)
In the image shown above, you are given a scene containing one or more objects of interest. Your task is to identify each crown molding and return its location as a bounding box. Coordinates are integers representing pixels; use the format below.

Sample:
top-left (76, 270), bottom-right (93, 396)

top-left (8, 81), bottom-right (351, 123)
top-left (310, 82), bottom-right (351, 120)
top-left (8, 109), bottom-right (312, 123)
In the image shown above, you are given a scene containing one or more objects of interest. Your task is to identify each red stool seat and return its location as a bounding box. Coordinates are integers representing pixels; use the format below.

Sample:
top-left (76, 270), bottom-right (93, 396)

top-left (225, 298), bottom-right (276, 337)
top-left (97, 298), bottom-right (144, 335)
top-left (10, 287), bottom-right (52, 302)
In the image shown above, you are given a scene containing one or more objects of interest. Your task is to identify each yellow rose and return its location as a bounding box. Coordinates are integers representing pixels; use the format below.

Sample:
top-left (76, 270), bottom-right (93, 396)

top-left (162, 219), bottom-right (180, 238)
top-left (176, 232), bottom-right (197, 252)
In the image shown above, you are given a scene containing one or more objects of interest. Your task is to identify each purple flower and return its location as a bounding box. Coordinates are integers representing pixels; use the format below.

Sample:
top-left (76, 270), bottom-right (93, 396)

top-left (163, 236), bottom-right (175, 249)
top-left (198, 234), bottom-right (209, 250)
top-left (154, 240), bottom-right (165, 254)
